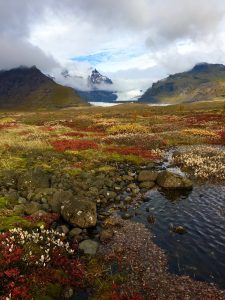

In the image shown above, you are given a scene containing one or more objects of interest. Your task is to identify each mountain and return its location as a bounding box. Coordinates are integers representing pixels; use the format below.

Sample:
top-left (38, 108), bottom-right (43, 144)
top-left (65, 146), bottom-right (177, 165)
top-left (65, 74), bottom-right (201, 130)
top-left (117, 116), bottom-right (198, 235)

top-left (139, 63), bottom-right (225, 104)
top-left (77, 69), bottom-right (118, 103)
top-left (0, 66), bottom-right (88, 110)
top-left (88, 69), bottom-right (113, 85)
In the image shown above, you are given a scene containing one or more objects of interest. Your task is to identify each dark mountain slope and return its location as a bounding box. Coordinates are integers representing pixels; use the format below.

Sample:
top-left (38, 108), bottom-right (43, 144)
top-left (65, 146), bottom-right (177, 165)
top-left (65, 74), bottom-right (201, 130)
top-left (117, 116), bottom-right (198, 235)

top-left (0, 66), bottom-right (88, 109)
top-left (139, 63), bottom-right (225, 104)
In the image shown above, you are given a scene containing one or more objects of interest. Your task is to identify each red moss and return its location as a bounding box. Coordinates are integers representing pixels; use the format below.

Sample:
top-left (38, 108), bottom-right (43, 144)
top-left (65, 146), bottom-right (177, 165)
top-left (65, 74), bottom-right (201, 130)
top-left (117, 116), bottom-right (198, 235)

top-left (51, 139), bottom-right (98, 152)
top-left (63, 132), bottom-right (86, 137)
top-left (105, 146), bottom-right (160, 160)
top-left (24, 213), bottom-right (60, 228)
top-left (0, 123), bottom-right (18, 130)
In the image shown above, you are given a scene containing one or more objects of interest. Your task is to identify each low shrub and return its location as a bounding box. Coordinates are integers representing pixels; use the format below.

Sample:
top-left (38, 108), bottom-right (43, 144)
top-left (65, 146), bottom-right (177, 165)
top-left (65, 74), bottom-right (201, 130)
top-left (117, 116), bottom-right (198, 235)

top-left (51, 139), bottom-right (98, 152)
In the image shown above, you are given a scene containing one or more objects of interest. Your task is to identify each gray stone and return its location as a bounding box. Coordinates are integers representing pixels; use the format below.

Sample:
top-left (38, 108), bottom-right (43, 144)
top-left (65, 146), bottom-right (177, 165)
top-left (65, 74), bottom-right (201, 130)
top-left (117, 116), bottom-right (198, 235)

top-left (79, 239), bottom-right (99, 255)
top-left (138, 171), bottom-right (158, 182)
top-left (157, 171), bottom-right (193, 189)
top-left (61, 199), bottom-right (97, 228)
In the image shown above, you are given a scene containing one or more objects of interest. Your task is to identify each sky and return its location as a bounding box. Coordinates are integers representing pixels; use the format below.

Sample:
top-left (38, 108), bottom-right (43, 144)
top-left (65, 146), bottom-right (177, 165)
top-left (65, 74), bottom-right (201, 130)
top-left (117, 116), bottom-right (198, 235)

top-left (1, 0), bottom-right (225, 99)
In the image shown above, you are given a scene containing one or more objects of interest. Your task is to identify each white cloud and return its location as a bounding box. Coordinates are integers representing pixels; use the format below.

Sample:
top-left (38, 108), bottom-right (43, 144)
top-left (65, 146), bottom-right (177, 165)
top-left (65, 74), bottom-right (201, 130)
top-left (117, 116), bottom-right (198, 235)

top-left (1, 0), bottom-right (225, 97)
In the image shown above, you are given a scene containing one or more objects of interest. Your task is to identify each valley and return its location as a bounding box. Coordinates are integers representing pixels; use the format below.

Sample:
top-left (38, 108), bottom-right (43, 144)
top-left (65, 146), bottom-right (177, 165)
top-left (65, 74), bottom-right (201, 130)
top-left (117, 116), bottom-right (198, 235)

top-left (0, 101), bottom-right (224, 299)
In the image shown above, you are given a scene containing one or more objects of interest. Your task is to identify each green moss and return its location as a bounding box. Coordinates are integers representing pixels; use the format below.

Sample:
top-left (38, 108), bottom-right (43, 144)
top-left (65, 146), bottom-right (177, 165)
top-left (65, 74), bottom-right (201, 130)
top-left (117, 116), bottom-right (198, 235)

top-left (0, 197), bottom-right (9, 209)
top-left (76, 149), bottom-right (144, 165)
top-left (0, 155), bottom-right (27, 171)
top-left (0, 117), bottom-right (16, 124)
top-left (0, 215), bottom-right (32, 231)
top-left (65, 168), bottom-right (82, 176)
top-left (97, 166), bottom-right (116, 173)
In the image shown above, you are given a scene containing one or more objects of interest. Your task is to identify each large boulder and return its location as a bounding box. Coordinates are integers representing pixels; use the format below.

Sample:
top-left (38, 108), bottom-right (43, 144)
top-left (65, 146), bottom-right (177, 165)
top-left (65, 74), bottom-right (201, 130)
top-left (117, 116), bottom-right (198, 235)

top-left (138, 171), bottom-right (158, 182)
top-left (61, 198), bottom-right (97, 228)
top-left (17, 168), bottom-right (51, 191)
top-left (49, 190), bottom-right (73, 213)
top-left (157, 171), bottom-right (193, 189)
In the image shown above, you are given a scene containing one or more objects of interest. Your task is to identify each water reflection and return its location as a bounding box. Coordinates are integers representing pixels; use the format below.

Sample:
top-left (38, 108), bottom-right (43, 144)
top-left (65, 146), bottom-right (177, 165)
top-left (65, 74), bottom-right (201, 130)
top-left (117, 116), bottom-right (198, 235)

top-left (133, 185), bottom-right (225, 288)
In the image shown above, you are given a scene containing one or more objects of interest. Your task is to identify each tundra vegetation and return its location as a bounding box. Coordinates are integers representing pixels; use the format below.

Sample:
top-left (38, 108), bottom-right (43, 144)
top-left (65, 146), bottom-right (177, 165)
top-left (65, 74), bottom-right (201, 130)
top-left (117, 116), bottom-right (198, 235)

top-left (0, 101), bottom-right (224, 299)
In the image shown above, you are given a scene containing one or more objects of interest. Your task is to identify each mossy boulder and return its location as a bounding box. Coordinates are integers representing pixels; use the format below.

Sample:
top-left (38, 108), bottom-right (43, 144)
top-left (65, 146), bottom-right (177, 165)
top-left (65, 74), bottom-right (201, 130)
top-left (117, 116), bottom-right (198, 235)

top-left (61, 198), bottom-right (97, 228)
top-left (157, 171), bottom-right (193, 189)
top-left (138, 170), bottom-right (158, 182)
top-left (49, 190), bottom-right (73, 213)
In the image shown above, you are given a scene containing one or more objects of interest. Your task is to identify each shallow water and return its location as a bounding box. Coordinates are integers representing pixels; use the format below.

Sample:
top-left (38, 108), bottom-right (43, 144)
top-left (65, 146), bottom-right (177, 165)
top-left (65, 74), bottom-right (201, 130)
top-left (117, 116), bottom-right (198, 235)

top-left (133, 184), bottom-right (225, 288)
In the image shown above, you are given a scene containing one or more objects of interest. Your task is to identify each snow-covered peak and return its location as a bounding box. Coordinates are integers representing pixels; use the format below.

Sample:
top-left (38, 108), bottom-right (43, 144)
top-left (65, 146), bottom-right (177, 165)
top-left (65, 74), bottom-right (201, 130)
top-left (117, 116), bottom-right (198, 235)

top-left (88, 69), bottom-right (113, 85)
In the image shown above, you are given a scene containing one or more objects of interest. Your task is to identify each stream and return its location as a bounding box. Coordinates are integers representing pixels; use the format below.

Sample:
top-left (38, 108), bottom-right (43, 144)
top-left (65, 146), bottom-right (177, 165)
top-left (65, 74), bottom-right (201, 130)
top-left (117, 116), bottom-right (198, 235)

top-left (133, 147), bottom-right (225, 288)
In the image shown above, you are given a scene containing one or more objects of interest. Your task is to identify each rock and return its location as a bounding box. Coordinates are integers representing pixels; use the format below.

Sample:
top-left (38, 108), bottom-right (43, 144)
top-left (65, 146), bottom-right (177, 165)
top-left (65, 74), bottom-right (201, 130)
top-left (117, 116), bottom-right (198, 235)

top-left (127, 183), bottom-right (137, 189)
top-left (41, 203), bottom-right (50, 211)
top-left (146, 162), bottom-right (155, 169)
top-left (122, 175), bottom-right (133, 181)
top-left (124, 196), bottom-right (132, 203)
top-left (63, 287), bottom-right (74, 299)
top-left (138, 171), bottom-right (158, 182)
top-left (61, 199), bottom-right (97, 228)
top-left (18, 168), bottom-right (51, 190)
top-left (147, 214), bottom-right (156, 224)
top-left (6, 190), bottom-right (19, 202)
top-left (139, 181), bottom-right (155, 189)
top-left (49, 190), bottom-right (74, 213)
top-left (132, 188), bottom-right (140, 195)
top-left (18, 197), bottom-right (27, 204)
top-left (25, 202), bottom-right (41, 215)
top-left (103, 217), bottom-right (121, 228)
top-left (122, 213), bottom-right (132, 220)
top-left (69, 228), bottom-right (82, 238)
top-left (88, 187), bottom-right (99, 196)
top-left (56, 225), bottom-right (69, 235)
top-left (100, 229), bottom-right (114, 242)
top-left (13, 204), bottom-right (26, 215)
top-left (79, 240), bottom-right (99, 255)
top-left (105, 191), bottom-right (117, 199)
top-left (171, 225), bottom-right (187, 234)
top-left (157, 171), bottom-right (193, 189)
top-left (32, 210), bottom-right (47, 217)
